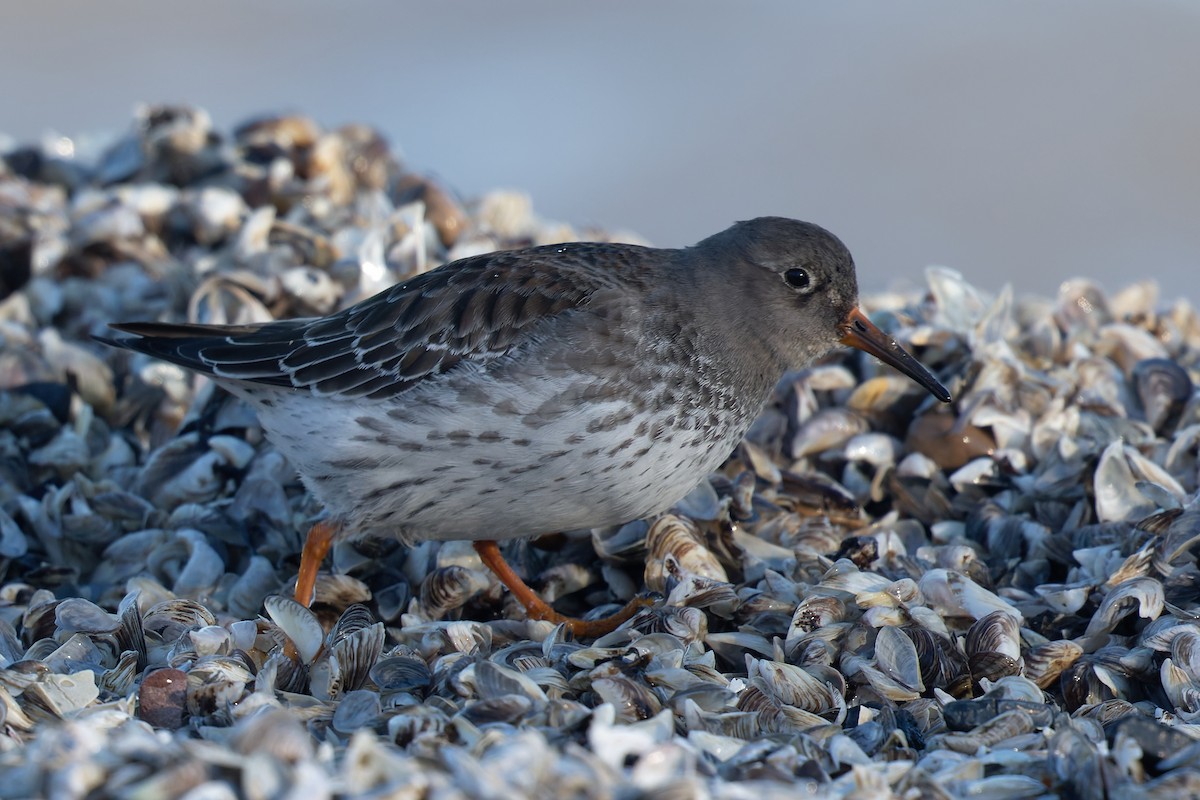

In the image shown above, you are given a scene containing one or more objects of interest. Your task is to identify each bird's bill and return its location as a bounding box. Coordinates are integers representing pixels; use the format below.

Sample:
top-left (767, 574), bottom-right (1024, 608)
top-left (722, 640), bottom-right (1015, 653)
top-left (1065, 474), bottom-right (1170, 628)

top-left (838, 307), bottom-right (952, 403)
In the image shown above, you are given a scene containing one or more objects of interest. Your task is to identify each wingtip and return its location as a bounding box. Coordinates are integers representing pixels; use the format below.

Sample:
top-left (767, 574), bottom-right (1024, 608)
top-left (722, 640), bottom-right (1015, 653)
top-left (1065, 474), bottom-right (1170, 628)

top-left (107, 321), bottom-right (175, 337)
top-left (92, 320), bottom-right (223, 373)
top-left (93, 322), bottom-right (151, 349)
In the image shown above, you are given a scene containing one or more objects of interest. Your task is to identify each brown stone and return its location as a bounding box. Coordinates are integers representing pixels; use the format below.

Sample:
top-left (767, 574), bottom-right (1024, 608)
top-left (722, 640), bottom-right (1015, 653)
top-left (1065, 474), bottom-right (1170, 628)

top-left (138, 668), bottom-right (188, 730)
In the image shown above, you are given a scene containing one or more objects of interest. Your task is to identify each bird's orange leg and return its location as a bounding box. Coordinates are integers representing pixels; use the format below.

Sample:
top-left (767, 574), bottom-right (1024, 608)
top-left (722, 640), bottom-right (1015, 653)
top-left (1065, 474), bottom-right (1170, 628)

top-left (473, 539), bottom-right (653, 638)
top-left (294, 520), bottom-right (339, 607)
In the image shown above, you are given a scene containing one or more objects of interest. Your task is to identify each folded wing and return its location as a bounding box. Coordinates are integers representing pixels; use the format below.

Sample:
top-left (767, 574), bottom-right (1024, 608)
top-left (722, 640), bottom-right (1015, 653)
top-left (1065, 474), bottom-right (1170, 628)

top-left (106, 243), bottom-right (632, 400)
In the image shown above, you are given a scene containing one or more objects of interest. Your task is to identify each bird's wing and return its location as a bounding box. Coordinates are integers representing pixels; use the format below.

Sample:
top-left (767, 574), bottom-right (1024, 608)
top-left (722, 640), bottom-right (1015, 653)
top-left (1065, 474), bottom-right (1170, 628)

top-left (108, 242), bottom-right (647, 400)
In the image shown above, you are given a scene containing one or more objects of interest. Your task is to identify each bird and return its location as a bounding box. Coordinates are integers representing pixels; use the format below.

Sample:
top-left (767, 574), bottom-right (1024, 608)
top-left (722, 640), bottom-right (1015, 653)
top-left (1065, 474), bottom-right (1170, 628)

top-left (104, 216), bottom-right (950, 636)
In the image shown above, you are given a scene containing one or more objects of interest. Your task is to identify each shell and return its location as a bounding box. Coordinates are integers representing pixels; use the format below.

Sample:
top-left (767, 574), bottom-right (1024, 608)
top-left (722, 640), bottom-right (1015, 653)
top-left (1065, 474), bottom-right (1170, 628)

top-left (414, 565), bottom-right (492, 621)
top-left (643, 514), bottom-right (727, 593)
top-left (1024, 640), bottom-right (1084, 689)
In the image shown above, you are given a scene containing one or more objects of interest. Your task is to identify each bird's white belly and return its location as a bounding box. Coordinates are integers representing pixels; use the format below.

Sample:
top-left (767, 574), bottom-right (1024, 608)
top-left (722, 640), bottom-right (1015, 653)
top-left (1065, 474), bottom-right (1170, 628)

top-left (241, 374), bottom-right (750, 543)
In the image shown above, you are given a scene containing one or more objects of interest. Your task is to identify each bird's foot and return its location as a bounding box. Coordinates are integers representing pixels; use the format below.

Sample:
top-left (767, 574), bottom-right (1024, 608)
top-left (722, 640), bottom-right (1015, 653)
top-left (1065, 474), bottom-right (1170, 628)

top-left (473, 539), bottom-right (656, 637)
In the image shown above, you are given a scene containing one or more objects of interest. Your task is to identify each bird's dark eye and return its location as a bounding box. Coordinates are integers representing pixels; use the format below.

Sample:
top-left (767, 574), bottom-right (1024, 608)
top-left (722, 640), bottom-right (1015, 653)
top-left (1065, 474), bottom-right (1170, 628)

top-left (783, 268), bottom-right (811, 290)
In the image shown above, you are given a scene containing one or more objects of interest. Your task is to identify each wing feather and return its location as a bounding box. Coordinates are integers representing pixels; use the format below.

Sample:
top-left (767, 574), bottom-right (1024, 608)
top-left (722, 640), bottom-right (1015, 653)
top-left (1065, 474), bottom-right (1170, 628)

top-left (105, 241), bottom-right (655, 400)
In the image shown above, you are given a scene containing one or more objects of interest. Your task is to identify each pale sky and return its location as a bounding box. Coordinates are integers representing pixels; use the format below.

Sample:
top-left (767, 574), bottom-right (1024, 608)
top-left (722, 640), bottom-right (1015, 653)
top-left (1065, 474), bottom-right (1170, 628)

top-left (3, 1), bottom-right (1198, 301)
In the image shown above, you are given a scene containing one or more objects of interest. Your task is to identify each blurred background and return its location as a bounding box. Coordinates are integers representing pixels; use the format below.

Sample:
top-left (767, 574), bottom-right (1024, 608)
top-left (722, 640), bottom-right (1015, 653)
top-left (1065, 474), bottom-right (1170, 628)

top-left (2, 0), bottom-right (1198, 300)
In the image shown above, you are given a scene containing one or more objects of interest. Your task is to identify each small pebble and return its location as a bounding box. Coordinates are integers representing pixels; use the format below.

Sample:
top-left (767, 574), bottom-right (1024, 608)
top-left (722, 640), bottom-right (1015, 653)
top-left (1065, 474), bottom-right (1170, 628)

top-left (138, 668), bottom-right (188, 730)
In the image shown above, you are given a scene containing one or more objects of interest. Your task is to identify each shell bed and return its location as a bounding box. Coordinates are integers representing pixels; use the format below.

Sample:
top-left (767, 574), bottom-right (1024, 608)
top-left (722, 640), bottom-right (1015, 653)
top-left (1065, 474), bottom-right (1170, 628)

top-left (1, 105), bottom-right (1200, 799)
